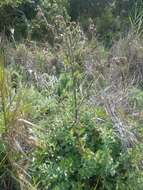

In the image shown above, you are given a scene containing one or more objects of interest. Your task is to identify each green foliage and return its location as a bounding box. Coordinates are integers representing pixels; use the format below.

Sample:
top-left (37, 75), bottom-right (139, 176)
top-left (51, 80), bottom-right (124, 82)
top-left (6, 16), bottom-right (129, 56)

top-left (30, 92), bottom-right (143, 189)
top-left (0, 1), bottom-right (143, 190)
top-left (129, 1), bottom-right (143, 37)
top-left (96, 8), bottom-right (120, 46)
top-left (0, 0), bottom-right (22, 6)
top-left (40, 0), bottom-right (69, 20)
top-left (0, 0), bottom-right (142, 45)
top-left (69, 0), bottom-right (114, 20)
top-left (1, 60), bottom-right (143, 189)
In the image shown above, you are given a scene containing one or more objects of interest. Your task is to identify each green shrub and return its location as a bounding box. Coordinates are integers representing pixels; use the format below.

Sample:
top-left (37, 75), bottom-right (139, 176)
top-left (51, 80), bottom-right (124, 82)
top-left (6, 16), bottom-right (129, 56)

top-left (30, 89), bottom-right (143, 189)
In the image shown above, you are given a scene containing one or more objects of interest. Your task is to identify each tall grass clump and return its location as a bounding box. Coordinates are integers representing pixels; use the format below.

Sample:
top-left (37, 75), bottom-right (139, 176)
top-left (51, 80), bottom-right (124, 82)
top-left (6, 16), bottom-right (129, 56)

top-left (0, 49), bottom-right (39, 190)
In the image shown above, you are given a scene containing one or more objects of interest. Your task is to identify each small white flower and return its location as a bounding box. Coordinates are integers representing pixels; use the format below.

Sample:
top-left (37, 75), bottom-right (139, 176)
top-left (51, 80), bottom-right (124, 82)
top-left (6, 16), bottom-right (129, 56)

top-left (28, 69), bottom-right (33, 74)
top-left (10, 28), bottom-right (15, 35)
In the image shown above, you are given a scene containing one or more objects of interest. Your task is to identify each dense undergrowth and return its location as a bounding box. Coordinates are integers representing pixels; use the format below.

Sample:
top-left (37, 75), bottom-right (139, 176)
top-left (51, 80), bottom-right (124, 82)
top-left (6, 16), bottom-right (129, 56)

top-left (0, 4), bottom-right (143, 190)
